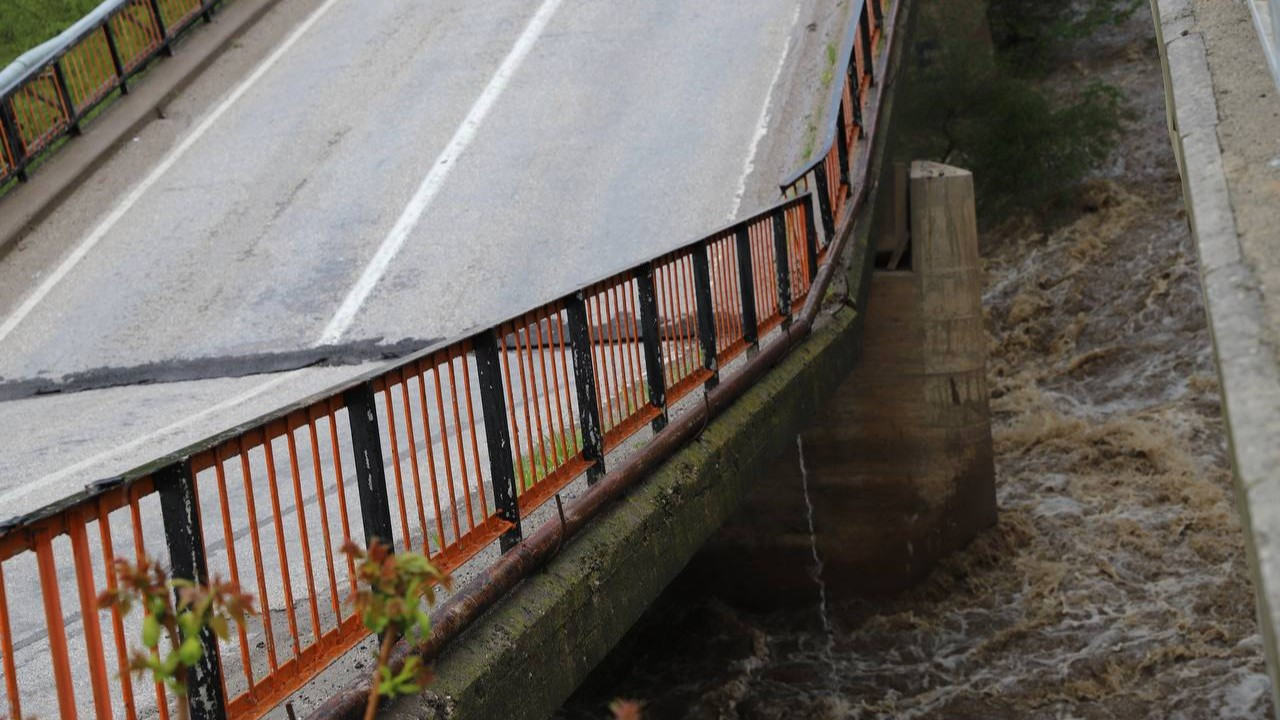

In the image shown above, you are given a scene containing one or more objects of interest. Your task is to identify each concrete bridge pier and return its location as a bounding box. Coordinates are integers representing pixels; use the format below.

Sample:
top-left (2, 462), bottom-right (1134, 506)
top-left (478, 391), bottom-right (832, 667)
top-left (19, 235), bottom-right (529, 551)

top-left (695, 161), bottom-right (997, 605)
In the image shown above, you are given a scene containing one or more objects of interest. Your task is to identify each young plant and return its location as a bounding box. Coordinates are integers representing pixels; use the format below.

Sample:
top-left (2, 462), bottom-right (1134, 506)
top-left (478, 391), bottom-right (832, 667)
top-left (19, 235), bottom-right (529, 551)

top-left (97, 557), bottom-right (255, 720)
top-left (342, 539), bottom-right (451, 720)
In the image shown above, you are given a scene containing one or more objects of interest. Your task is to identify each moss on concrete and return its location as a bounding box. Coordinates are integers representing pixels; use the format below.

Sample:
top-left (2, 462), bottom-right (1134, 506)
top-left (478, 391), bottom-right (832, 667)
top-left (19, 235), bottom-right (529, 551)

top-left (382, 297), bottom-right (867, 720)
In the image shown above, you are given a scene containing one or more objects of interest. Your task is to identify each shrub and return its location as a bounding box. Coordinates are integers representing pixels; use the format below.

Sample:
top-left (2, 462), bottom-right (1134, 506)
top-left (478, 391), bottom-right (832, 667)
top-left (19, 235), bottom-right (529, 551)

top-left (896, 0), bottom-right (1130, 223)
top-left (987, 0), bottom-right (1143, 74)
top-left (342, 539), bottom-right (451, 720)
top-left (97, 557), bottom-right (255, 720)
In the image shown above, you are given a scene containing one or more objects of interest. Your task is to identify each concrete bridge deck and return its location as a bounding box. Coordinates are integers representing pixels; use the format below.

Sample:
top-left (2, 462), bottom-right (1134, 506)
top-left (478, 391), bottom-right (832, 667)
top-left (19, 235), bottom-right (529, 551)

top-left (1152, 0), bottom-right (1280, 710)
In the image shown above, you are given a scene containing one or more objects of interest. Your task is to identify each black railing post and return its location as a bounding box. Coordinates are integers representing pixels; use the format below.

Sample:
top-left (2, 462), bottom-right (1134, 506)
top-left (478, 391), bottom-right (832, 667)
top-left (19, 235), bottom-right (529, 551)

top-left (565, 294), bottom-right (606, 483)
top-left (635, 266), bottom-right (668, 432)
top-left (811, 168), bottom-right (836, 243)
top-left (734, 228), bottom-right (759, 349)
top-left (473, 330), bottom-right (524, 549)
top-left (834, 104), bottom-right (850, 186)
top-left (690, 244), bottom-right (719, 389)
top-left (148, 0), bottom-right (174, 55)
top-left (202, 0), bottom-right (216, 23)
top-left (156, 461), bottom-right (226, 720)
top-left (847, 57), bottom-right (863, 128)
top-left (0, 100), bottom-right (29, 181)
top-left (860, 11), bottom-right (875, 85)
top-left (772, 211), bottom-right (793, 322)
top-left (343, 383), bottom-right (396, 550)
top-left (871, 0), bottom-right (884, 25)
top-left (51, 59), bottom-right (81, 135)
top-left (803, 197), bottom-right (821, 277)
top-left (103, 22), bottom-right (130, 94)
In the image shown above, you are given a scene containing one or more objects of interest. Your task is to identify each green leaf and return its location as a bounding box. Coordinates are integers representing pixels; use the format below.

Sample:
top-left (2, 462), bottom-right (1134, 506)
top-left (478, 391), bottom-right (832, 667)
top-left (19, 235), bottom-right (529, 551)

top-left (178, 636), bottom-right (203, 666)
top-left (397, 680), bottom-right (421, 695)
top-left (160, 651), bottom-right (180, 676)
top-left (142, 615), bottom-right (161, 648)
top-left (209, 614), bottom-right (229, 641)
top-left (178, 612), bottom-right (200, 637)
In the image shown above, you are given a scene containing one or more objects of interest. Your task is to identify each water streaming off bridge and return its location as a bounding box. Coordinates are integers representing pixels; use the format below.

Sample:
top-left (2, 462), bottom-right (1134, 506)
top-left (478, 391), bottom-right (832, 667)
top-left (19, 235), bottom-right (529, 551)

top-left (557, 11), bottom-right (1273, 720)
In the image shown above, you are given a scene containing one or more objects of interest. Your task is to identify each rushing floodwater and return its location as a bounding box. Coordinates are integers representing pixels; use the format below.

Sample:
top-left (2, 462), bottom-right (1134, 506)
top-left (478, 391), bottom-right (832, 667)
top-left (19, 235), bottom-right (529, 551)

top-left (557, 10), bottom-right (1273, 720)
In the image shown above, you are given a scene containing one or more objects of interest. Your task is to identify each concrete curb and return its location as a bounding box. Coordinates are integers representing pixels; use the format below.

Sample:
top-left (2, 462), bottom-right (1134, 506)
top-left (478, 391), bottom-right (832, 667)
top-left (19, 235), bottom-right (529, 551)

top-left (1151, 0), bottom-right (1280, 711)
top-left (0, 0), bottom-right (288, 260)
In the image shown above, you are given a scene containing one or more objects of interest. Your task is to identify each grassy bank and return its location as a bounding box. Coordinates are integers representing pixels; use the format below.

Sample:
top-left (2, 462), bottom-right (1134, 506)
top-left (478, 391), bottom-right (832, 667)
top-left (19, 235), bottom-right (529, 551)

top-left (0, 0), bottom-right (102, 69)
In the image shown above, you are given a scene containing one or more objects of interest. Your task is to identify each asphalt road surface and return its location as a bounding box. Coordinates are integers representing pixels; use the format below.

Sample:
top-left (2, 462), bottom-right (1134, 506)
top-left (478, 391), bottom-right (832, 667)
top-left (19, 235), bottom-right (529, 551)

top-left (0, 0), bottom-right (803, 382)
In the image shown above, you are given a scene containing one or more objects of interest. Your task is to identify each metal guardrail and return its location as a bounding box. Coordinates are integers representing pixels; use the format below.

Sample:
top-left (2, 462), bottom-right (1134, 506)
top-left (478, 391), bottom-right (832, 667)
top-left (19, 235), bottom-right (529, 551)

top-left (781, 0), bottom-right (885, 241)
top-left (0, 0), bottom-right (223, 186)
top-left (0, 0), bottom-right (898, 717)
top-left (0, 194), bottom-right (820, 720)
top-left (1247, 0), bottom-right (1280, 92)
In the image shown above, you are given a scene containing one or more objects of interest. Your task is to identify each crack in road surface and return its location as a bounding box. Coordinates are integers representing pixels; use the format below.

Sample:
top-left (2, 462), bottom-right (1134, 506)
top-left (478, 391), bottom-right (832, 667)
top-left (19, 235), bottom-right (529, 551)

top-left (0, 337), bottom-right (437, 402)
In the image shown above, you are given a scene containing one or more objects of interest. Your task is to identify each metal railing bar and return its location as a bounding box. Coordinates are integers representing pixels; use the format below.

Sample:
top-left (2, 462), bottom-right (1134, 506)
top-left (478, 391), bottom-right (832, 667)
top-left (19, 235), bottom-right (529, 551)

top-left (778, 0), bottom-right (868, 190)
top-left (0, 195), bottom-right (814, 546)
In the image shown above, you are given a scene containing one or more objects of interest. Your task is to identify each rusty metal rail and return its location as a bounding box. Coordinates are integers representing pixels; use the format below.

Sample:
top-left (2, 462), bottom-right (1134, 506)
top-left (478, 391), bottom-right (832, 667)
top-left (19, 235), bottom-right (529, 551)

top-left (0, 193), bottom-right (819, 720)
top-left (0, 0), bottom-right (899, 717)
top-left (780, 0), bottom-right (886, 242)
top-left (0, 0), bottom-right (224, 186)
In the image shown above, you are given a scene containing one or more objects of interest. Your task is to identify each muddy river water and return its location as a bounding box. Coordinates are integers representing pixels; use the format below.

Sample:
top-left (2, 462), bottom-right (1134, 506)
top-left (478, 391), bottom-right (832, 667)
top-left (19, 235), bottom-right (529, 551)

top-left (556, 8), bottom-right (1274, 720)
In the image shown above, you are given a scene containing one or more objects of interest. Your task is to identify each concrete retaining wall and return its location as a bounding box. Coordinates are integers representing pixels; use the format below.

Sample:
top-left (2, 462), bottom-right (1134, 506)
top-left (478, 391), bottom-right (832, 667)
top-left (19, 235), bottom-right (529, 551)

top-left (1150, 0), bottom-right (1280, 711)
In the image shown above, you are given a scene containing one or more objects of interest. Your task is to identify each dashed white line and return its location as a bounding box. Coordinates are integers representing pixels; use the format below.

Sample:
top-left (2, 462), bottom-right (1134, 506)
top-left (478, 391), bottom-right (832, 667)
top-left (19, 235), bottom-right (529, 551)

top-left (317, 0), bottom-right (567, 345)
top-left (0, 0), bottom-right (347, 345)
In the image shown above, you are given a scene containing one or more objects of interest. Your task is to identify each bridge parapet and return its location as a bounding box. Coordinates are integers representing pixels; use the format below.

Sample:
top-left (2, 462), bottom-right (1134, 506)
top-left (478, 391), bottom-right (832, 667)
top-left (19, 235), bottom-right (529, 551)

top-left (1151, 0), bottom-right (1280, 710)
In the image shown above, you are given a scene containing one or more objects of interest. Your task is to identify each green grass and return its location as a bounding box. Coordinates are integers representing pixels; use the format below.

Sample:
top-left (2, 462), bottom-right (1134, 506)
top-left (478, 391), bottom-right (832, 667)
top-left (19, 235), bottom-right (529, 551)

top-left (517, 428), bottom-right (584, 491)
top-left (0, 0), bottom-right (104, 68)
top-left (820, 41), bottom-right (838, 89)
top-left (803, 41), bottom-right (842, 163)
top-left (801, 120), bottom-right (819, 162)
top-left (512, 377), bottom-right (659, 490)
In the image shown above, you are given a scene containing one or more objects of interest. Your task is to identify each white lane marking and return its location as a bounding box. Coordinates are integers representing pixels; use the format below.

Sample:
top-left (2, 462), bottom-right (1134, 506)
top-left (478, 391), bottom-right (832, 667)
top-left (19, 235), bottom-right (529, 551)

top-left (0, 0), bottom-right (346, 345)
top-left (727, 3), bottom-right (802, 221)
top-left (1, 370), bottom-right (304, 507)
top-left (317, 0), bottom-right (567, 345)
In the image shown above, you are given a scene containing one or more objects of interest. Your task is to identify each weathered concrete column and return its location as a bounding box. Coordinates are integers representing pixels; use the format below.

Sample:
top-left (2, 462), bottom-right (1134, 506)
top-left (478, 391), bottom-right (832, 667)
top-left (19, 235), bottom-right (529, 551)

top-left (693, 161), bottom-right (996, 605)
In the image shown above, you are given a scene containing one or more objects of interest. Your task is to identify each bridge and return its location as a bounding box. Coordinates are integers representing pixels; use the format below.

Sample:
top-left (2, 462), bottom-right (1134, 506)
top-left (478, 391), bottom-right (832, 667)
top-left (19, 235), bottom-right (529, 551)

top-left (0, 0), bottom-right (1275, 718)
